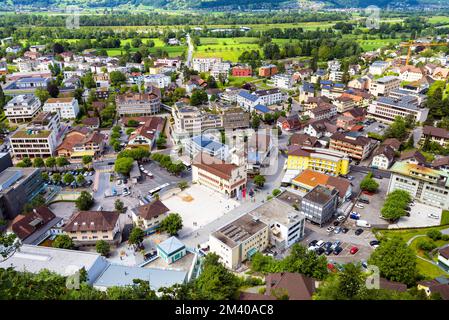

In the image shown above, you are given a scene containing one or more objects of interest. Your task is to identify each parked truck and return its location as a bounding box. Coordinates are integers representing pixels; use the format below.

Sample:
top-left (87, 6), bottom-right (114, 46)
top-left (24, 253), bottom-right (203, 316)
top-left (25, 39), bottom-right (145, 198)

top-left (356, 220), bottom-right (371, 228)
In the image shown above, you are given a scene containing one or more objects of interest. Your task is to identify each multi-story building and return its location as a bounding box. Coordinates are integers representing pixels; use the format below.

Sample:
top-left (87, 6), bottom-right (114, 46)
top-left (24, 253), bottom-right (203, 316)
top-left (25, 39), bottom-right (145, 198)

top-left (387, 161), bottom-right (449, 210)
top-left (421, 126), bottom-right (449, 147)
top-left (369, 76), bottom-right (401, 97)
top-left (184, 134), bottom-right (229, 161)
top-left (398, 65), bottom-right (425, 82)
top-left (371, 145), bottom-right (396, 170)
top-left (143, 74), bottom-right (171, 89)
top-left (220, 107), bottom-right (250, 129)
top-left (259, 64), bottom-right (278, 77)
top-left (10, 111), bottom-right (60, 159)
top-left (43, 97), bottom-right (80, 119)
top-left (211, 62), bottom-right (231, 80)
top-left (63, 210), bottom-right (122, 246)
top-left (232, 65), bottom-right (252, 77)
top-left (367, 95), bottom-right (429, 124)
top-left (0, 167), bottom-right (44, 220)
top-left (292, 169), bottom-right (352, 202)
top-left (15, 77), bottom-right (50, 89)
top-left (209, 213), bottom-right (269, 269)
top-left (305, 103), bottom-right (337, 121)
top-left (171, 103), bottom-right (223, 139)
top-left (271, 74), bottom-right (294, 90)
top-left (329, 132), bottom-right (376, 161)
top-left (333, 95), bottom-right (356, 113)
top-left (127, 117), bottom-right (164, 151)
top-left (369, 61), bottom-right (390, 75)
top-left (116, 89), bottom-right (161, 117)
top-left (131, 200), bottom-right (170, 235)
top-left (255, 88), bottom-right (284, 106)
top-left (192, 57), bottom-right (222, 73)
top-left (287, 146), bottom-right (350, 176)
top-left (252, 198), bottom-right (305, 250)
top-left (56, 127), bottom-right (105, 160)
top-left (192, 153), bottom-right (246, 199)
top-left (300, 185), bottom-right (339, 226)
top-left (5, 94), bottom-right (41, 123)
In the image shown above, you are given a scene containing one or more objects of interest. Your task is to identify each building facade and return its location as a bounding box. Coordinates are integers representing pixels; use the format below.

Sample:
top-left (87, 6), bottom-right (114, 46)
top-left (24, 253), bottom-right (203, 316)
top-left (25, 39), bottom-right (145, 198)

top-left (5, 95), bottom-right (41, 123)
top-left (43, 97), bottom-right (80, 119)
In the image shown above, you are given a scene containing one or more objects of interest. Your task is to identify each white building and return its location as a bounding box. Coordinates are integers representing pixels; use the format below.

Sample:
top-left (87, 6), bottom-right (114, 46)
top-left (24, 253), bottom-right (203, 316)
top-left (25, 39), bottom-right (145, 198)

top-left (367, 95), bottom-right (429, 124)
top-left (254, 88), bottom-right (284, 106)
top-left (271, 74), bottom-right (294, 90)
top-left (43, 97), bottom-right (79, 119)
top-left (369, 76), bottom-right (401, 97)
top-left (387, 161), bottom-right (449, 210)
top-left (143, 74), bottom-right (171, 89)
top-left (211, 62), bottom-right (231, 80)
top-left (192, 57), bottom-right (222, 73)
top-left (369, 61), bottom-right (390, 75)
top-left (4, 94), bottom-right (41, 123)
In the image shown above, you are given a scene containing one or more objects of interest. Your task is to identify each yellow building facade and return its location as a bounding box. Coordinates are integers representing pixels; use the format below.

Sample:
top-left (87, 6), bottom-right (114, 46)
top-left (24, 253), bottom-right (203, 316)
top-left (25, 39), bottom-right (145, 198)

top-left (287, 146), bottom-right (350, 176)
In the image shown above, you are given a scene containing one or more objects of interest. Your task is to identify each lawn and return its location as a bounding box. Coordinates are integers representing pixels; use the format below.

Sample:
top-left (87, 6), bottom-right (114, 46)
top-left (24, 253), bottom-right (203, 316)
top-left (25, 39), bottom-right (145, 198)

top-left (376, 225), bottom-right (449, 243)
top-left (221, 76), bottom-right (259, 88)
top-left (442, 210), bottom-right (449, 225)
top-left (356, 38), bottom-right (402, 51)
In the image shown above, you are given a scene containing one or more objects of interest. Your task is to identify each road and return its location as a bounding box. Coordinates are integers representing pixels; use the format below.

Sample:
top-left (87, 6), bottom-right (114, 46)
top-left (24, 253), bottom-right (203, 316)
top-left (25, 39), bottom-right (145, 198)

top-left (413, 126), bottom-right (423, 148)
top-left (186, 33), bottom-right (194, 68)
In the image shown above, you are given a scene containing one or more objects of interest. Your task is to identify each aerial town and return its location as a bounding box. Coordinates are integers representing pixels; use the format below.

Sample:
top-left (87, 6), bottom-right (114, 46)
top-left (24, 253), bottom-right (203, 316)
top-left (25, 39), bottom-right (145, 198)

top-left (1, 2), bottom-right (449, 303)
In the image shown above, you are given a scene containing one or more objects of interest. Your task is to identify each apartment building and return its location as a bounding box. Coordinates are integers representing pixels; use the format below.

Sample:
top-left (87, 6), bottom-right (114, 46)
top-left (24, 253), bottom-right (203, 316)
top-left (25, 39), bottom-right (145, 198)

top-left (254, 88), bottom-right (284, 106)
top-left (171, 103), bottom-right (223, 140)
top-left (43, 97), bottom-right (80, 119)
top-left (56, 127), bottom-right (105, 160)
top-left (209, 213), bottom-right (269, 269)
top-left (421, 126), bottom-right (449, 147)
top-left (232, 65), bottom-right (252, 77)
top-left (398, 65), bottom-right (425, 82)
top-left (116, 89), bottom-right (161, 117)
top-left (131, 200), bottom-right (170, 235)
top-left (5, 94), bottom-right (41, 123)
top-left (259, 64), bottom-right (278, 77)
top-left (10, 124), bottom-right (58, 159)
top-left (63, 210), bottom-right (122, 246)
top-left (305, 103), bottom-right (337, 121)
top-left (127, 117), bottom-right (164, 151)
top-left (371, 145), bottom-right (396, 170)
top-left (211, 62), bottom-right (232, 80)
top-left (15, 77), bottom-right (50, 89)
top-left (367, 95), bottom-right (429, 124)
top-left (192, 57), bottom-right (222, 73)
top-left (369, 61), bottom-right (390, 75)
top-left (220, 107), bottom-right (250, 129)
top-left (333, 95), bottom-right (356, 113)
top-left (271, 74), bottom-right (294, 90)
top-left (329, 132), bottom-right (376, 160)
top-left (387, 161), bottom-right (449, 210)
top-left (143, 74), bottom-right (171, 89)
top-left (192, 153), bottom-right (246, 199)
top-left (287, 146), bottom-right (350, 176)
top-left (369, 76), bottom-right (401, 97)
top-left (300, 185), bottom-right (339, 226)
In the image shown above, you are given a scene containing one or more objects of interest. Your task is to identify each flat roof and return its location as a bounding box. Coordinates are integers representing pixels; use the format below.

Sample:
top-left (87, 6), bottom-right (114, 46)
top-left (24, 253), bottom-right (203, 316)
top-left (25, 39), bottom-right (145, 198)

top-left (212, 213), bottom-right (267, 248)
top-left (0, 244), bottom-right (103, 276)
top-left (93, 264), bottom-right (186, 291)
top-left (250, 198), bottom-right (304, 226)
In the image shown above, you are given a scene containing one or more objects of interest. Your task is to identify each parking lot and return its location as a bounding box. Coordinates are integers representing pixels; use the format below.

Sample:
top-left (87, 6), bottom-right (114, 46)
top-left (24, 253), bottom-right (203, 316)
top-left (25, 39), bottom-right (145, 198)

top-left (360, 120), bottom-right (388, 137)
top-left (391, 202), bottom-right (443, 228)
top-left (300, 220), bottom-right (376, 264)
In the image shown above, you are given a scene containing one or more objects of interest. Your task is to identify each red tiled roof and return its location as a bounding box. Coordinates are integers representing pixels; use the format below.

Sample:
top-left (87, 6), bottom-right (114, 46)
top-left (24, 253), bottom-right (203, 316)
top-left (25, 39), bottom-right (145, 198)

top-left (11, 207), bottom-right (56, 240)
top-left (63, 211), bottom-right (119, 232)
top-left (192, 153), bottom-right (239, 180)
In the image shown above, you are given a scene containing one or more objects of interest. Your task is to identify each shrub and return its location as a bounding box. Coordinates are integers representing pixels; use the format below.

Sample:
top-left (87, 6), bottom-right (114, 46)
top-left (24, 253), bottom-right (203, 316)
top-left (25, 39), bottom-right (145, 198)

top-left (427, 229), bottom-right (442, 241)
top-left (416, 239), bottom-right (437, 252)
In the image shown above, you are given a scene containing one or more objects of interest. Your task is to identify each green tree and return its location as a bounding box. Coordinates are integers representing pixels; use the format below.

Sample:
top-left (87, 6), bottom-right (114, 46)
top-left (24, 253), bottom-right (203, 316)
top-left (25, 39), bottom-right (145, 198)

top-left (32, 157), bottom-right (45, 168)
top-left (56, 156), bottom-right (69, 168)
top-left (63, 173), bottom-right (75, 185)
top-left (368, 237), bottom-right (418, 286)
top-left (114, 199), bottom-right (125, 213)
top-left (253, 175), bottom-right (266, 188)
top-left (190, 89), bottom-right (208, 106)
top-left (128, 227), bottom-right (145, 246)
top-left (110, 71), bottom-right (127, 87)
top-left (114, 157), bottom-right (134, 175)
top-left (52, 234), bottom-right (74, 249)
top-left (156, 136), bottom-right (166, 149)
top-left (82, 155), bottom-right (92, 167)
top-left (76, 174), bottom-right (85, 186)
top-left (96, 240), bottom-right (110, 257)
top-left (381, 189), bottom-right (411, 221)
top-left (45, 157), bottom-right (56, 169)
top-left (178, 181), bottom-right (188, 191)
top-left (360, 173), bottom-right (379, 193)
top-left (17, 157), bottom-right (32, 167)
top-left (0, 85), bottom-right (5, 110)
top-left (194, 253), bottom-right (240, 300)
top-left (52, 173), bottom-right (61, 184)
top-left (35, 88), bottom-right (50, 105)
top-left (75, 191), bottom-right (94, 211)
top-left (160, 213), bottom-right (183, 236)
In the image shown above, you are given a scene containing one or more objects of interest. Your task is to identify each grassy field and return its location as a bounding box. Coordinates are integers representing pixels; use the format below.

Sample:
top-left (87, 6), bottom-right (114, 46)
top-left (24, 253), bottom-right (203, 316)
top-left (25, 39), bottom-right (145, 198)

top-left (428, 16), bottom-right (449, 24)
top-left (356, 38), bottom-right (403, 51)
top-left (194, 37), bottom-right (296, 62)
top-left (376, 225), bottom-right (449, 279)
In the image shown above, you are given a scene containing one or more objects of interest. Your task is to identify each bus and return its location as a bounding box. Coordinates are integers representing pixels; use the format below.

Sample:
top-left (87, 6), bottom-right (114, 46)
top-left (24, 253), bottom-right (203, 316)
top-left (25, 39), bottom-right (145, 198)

top-left (148, 183), bottom-right (170, 196)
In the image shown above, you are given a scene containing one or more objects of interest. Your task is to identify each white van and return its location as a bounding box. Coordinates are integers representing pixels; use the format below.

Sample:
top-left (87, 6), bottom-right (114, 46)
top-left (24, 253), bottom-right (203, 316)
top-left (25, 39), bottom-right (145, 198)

top-left (316, 240), bottom-right (325, 247)
top-left (356, 220), bottom-right (371, 228)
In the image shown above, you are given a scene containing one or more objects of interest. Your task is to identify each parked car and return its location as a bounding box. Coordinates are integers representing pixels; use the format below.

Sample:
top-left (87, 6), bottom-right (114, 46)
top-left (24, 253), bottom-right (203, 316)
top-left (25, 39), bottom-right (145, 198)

top-left (316, 240), bottom-right (325, 247)
top-left (325, 247), bottom-right (333, 255)
top-left (333, 221), bottom-right (339, 226)
top-left (350, 246), bottom-right (359, 255)
top-left (309, 240), bottom-right (318, 247)
top-left (369, 240), bottom-right (380, 247)
top-left (337, 216), bottom-right (346, 222)
top-left (334, 226), bottom-right (342, 234)
top-left (428, 213), bottom-right (439, 219)
top-left (350, 212), bottom-right (361, 220)
top-left (326, 226), bottom-right (335, 233)
top-left (334, 247), bottom-right (343, 255)
top-left (355, 228), bottom-right (364, 236)
top-left (342, 227), bottom-right (349, 234)
top-left (324, 241), bottom-right (333, 249)
top-left (316, 247), bottom-right (325, 255)
top-left (355, 203), bottom-right (365, 209)
top-left (333, 240), bottom-right (341, 248)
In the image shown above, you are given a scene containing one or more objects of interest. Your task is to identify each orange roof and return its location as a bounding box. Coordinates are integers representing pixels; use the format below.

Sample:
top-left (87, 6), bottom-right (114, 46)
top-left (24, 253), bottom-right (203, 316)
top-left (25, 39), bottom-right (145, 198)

top-left (45, 97), bottom-right (75, 103)
top-left (292, 169), bottom-right (329, 188)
